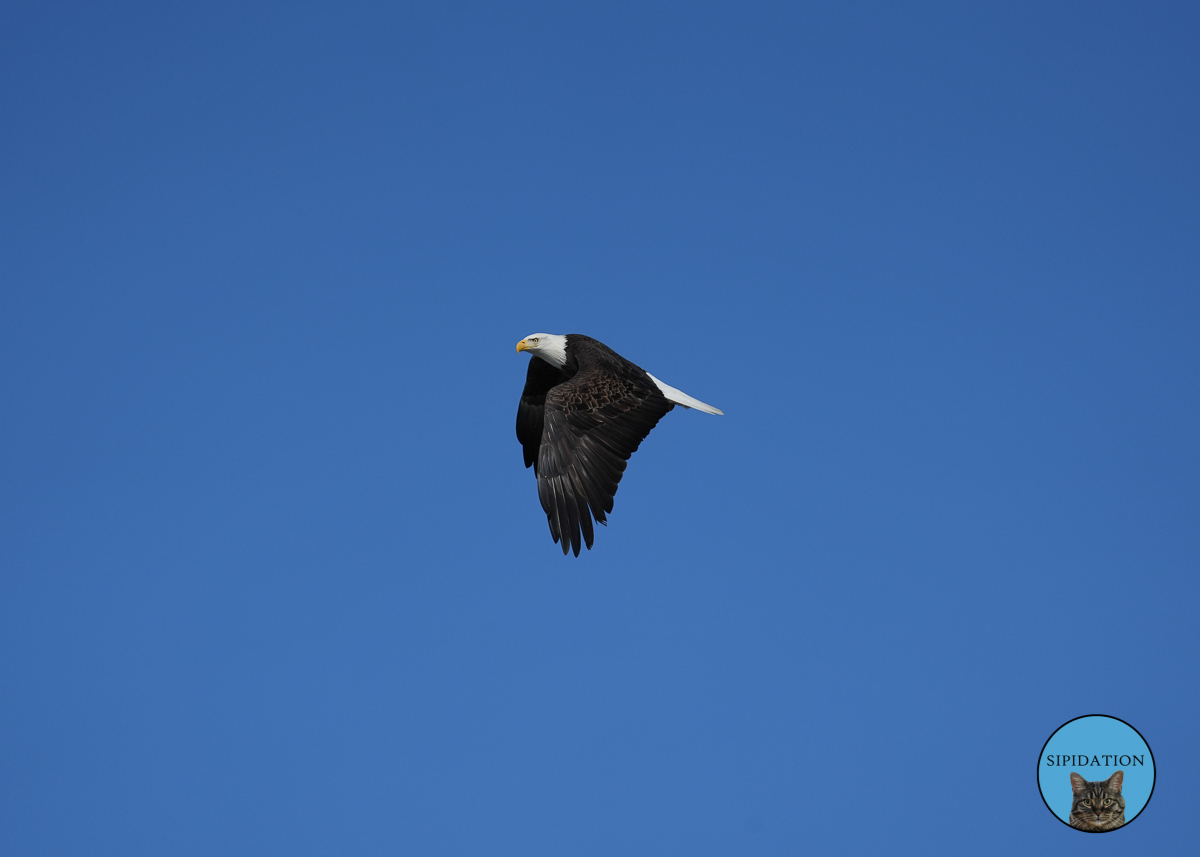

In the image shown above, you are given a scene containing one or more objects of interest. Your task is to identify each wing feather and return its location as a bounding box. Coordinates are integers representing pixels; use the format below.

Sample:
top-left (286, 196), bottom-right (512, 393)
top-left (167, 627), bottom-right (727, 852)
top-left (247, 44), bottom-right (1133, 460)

top-left (567, 464), bottom-right (596, 549)
top-left (537, 470), bottom-right (558, 543)
top-left (560, 475), bottom-right (583, 556)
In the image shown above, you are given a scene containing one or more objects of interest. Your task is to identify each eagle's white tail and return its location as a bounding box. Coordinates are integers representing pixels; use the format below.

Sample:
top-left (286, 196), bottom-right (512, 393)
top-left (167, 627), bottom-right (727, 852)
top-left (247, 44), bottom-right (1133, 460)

top-left (646, 373), bottom-right (724, 415)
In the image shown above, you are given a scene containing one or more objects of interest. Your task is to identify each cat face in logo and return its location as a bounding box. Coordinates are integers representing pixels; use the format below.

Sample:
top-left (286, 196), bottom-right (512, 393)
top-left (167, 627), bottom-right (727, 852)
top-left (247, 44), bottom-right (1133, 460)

top-left (1069, 770), bottom-right (1125, 831)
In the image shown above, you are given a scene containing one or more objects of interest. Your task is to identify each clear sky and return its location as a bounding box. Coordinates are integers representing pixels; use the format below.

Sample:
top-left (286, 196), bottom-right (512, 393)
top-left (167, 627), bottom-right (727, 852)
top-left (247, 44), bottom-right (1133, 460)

top-left (2, 2), bottom-right (1197, 854)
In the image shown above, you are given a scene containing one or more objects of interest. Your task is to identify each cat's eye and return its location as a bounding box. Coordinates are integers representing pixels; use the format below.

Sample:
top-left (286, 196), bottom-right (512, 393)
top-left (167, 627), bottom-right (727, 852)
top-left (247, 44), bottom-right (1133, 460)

top-left (1104, 799), bottom-right (1112, 806)
top-left (1081, 800), bottom-right (1091, 806)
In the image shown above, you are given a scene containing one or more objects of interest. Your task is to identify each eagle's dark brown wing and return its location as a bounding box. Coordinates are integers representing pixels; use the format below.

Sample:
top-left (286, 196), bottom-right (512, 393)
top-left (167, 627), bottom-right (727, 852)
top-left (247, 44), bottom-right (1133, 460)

top-left (516, 355), bottom-right (570, 470)
top-left (535, 367), bottom-right (673, 556)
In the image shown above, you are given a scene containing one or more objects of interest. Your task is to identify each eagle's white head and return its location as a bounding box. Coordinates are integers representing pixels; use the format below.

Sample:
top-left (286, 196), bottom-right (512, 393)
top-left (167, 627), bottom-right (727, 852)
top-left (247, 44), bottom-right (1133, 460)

top-left (515, 333), bottom-right (568, 368)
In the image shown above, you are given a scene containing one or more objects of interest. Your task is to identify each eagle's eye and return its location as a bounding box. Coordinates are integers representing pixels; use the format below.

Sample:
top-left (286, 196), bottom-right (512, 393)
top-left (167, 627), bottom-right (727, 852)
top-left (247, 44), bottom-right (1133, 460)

top-left (531, 337), bottom-right (539, 344)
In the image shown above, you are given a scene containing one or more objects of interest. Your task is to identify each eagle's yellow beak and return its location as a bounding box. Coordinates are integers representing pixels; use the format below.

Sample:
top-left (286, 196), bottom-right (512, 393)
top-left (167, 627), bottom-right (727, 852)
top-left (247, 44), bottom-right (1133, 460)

top-left (516, 339), bottom-right (530, 353)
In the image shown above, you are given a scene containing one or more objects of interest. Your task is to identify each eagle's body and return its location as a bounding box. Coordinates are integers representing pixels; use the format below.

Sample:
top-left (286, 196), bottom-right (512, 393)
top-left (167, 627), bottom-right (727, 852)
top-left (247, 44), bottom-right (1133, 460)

top-left (515, 333), bottom-right (722, 556)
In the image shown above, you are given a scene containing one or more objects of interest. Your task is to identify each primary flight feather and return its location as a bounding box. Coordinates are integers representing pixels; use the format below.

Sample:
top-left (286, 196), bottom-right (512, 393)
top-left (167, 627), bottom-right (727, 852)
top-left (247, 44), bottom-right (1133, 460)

top-left (515, 333), bottom-right (722, 556)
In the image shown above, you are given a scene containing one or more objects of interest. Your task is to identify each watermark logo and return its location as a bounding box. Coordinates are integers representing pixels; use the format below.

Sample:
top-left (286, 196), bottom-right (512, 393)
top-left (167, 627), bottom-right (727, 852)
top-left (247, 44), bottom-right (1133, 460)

top-left (1037, 714), bottom-right (1155, 833)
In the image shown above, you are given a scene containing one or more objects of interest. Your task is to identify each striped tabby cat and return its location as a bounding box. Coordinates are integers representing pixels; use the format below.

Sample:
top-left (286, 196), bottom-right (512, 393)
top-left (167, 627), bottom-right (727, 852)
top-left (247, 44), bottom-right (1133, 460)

top-left (1069, 770), bottom-right (1125, 831)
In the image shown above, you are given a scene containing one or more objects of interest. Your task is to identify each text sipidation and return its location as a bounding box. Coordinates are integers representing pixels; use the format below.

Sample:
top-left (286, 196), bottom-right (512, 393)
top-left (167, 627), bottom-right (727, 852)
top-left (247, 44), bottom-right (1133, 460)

top-left (1044, 755), bottom-right (1144, 767)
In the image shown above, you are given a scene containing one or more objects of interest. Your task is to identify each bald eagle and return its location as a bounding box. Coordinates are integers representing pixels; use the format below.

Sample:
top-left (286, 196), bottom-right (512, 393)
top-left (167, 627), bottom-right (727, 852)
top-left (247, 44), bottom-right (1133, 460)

top-left (515, 333), bottom-right (723, 556)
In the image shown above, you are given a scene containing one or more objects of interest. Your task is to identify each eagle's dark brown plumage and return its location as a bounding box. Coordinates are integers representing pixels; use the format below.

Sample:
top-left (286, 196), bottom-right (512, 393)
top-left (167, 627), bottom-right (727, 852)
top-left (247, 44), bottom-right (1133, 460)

top-left (516, 333), bottom-right (721, 556)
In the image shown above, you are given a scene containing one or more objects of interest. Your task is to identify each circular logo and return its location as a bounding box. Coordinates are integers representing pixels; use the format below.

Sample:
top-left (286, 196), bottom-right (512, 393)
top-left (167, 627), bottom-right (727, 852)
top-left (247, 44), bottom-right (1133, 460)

top-left (1037, 714), bottom-right (1155, 832)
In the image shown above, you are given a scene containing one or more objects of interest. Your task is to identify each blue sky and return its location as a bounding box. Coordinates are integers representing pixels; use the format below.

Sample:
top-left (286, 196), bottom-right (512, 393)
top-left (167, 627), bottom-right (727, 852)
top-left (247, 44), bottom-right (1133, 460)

top-left (2, 1), bottom-right (1197, 853)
